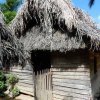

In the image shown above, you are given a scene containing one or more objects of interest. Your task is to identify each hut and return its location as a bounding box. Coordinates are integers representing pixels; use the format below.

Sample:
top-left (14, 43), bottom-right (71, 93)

top-left (10, 0), bottom-right (100, 100)
top-left (0, 11), bottom-right (24, 70)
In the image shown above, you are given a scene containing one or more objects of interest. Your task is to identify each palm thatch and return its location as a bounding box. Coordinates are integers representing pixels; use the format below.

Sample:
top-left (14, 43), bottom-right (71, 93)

top-left (0, 11), bottom-right (5, 25)
top-left (10, 0), bottom-right (100, 54)
top-left (0, 12), bottom-right (25, 68)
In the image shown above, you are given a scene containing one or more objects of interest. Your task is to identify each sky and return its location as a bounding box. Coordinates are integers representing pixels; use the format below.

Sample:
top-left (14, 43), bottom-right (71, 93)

top-left (0, 0), bottom-right (100, 26)
top-left (72, 0), bottom-right (100, 27)
top-left (0, 0), bottom-right (5, 3)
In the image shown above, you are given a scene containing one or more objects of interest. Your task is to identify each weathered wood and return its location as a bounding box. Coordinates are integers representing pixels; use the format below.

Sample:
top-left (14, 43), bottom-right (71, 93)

top-left (53, 94), bottom-right (88, 100)
top-left (52, 78), bottom-right (90, 86)
top-left (9, 50), bottom-right (94, 100)
top-left (17, 82), bottom-right (34, 87)
top-left (53, 86), bottom-right (88, 94)
top-left (51, 51), bottom-right (92, 100)
top-left (53, 86), bottom-right (90, 95)
top-left (18, 80), bottom-right (34, 84)
top-left (53, 71), bottom-right (90, 76)
top-left (53, 97), bottom-right (86, 100)
top-left (53, 93), bottom-right (90, 100)
top-left (10, 66), bottom-right (34, 96)
top-left (52, 69), bottom-right (92, 100)
top-left (10, 68), bottom-right (33, 73)
top-left (18, 85), bottom-right (34, 96)
top-left (53, 81), bottom-right (91, 89)
top-left (53, 74), bottom-right (90, 81)
top-left (51, 68), bottom-right (90, 72)
top-left (10, 72), bottom-right (33, 76)
top-left (89, 52), bottom-right (100, 98)
top-left (35, 69), bottom-right (52, 100)
top-left (53, 90), bottom-right (90, 99)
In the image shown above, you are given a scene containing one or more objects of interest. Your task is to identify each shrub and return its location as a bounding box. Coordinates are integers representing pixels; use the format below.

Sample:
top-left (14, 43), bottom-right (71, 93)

top-left (0, 71), bottom-right (7, 97)
top-left (7, 73), bottom-right (20, 98)
top-left (7, 73), bottom-right (19, 85)
top-left (0, 81), bottom-right (7, 92)
top-left (0, 71), bottom-right (6, 83)
top-left (11, 87), bottom-right (20, 98)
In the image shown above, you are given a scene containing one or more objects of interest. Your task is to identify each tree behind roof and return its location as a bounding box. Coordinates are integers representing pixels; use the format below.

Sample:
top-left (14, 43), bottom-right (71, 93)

top-left (0, 0), bottom-right (20, 24)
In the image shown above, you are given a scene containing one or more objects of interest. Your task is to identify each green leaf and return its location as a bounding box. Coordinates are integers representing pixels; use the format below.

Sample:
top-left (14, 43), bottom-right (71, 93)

top-left (0, 0), bottom-right (21, 24)
top-left (4, 11), bottom-right (16, 24)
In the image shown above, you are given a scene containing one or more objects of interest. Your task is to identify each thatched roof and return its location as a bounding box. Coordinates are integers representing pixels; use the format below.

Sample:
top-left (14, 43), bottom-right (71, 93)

top-left (0, 11), bottom-right (5, 25)
top-left (10, 0), bottom-right (100, 53)
top-left (0, 12), bottom-right (24, 68)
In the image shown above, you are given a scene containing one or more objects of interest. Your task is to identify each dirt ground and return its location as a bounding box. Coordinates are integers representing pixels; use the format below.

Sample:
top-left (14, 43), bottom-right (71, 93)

top-left (15, 94), bottom-right (34, 100)
top-left (0, 94), bottom-right (34, 100)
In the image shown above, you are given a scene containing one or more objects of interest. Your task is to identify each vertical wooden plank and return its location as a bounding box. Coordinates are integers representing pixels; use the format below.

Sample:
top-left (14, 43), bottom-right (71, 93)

top-left (35, 69), bottom-right (52, 100)
top-left (50, 68), bottom-right (52, 90)
top-left (47, 70), bottom-right (48, 89)
top-left (33, 72), bottom-right (35, 97)
top-left (48, 70), bottom-right (50, 90)
top-left (47, 69), bottom-right (48, 100)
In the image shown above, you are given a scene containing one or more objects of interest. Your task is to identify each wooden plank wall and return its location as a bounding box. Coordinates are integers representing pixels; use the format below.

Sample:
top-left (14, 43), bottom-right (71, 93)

top-left (51, 50), bottom-right (93, 100)
top-left (10, 50), bottom-right (94, 100)
top-left (89, 52), bottom-right (100, 98)
top-left (10, 61), bottom-right (34, 96)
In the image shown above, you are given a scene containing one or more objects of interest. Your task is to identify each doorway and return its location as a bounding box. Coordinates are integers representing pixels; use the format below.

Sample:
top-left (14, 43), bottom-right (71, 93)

top-left (31, 50), bottom-right (52, 100)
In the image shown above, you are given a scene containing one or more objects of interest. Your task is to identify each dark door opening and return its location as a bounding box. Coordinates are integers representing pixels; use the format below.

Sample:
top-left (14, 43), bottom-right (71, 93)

top-left (31, 50), bottom-right (51, 73)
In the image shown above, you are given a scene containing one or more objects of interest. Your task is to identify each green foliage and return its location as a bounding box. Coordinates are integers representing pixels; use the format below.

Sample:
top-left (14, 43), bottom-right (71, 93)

top-left (7, 73), bottom-right (19, 85)
top-left (0, 72), bottom-right (20, 98)
top-left (3, 11), bottom-right (16, 24)
top-left (6, 0), bottom-right (19, 11)
top-left (0, 0), bottom-right (19, 11)
top-left (7, 73), bottom-right (20, 98)
top-left (0, 4), bottom-right (8, 12)
top-left (0, 0), bottom-right (20, 24)
top-left (11, 87), bottom-right (20, 98)
top-left (0, 81), bottom-right (7, 92)
top-left (0, 71), bottom-right (6, 82)
top-left (0, 71), bottom-right (7, 97)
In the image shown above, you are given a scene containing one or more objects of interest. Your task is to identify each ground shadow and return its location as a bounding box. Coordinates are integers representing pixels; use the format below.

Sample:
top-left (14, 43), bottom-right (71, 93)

top-left (0, 95), bottom-right (21, 100)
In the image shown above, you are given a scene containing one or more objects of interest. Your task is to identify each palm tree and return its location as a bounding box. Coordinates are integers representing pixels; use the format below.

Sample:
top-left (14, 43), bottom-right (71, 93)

top-left (89, 0), bottom-right (95, 7)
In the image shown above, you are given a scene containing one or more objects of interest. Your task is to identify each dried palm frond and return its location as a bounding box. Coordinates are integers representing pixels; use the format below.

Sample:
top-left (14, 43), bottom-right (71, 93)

top-left (0, 12), bottom-right (25, 68)
top-left (10, 0), bottom-right (100, 55)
